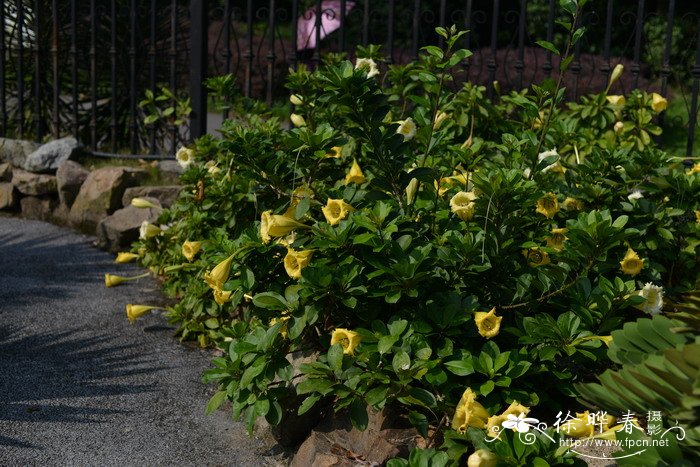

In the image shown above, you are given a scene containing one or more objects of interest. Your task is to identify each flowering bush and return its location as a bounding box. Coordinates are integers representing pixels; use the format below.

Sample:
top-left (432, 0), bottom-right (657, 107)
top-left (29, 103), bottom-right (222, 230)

top-left (131, 18), bottom-right (699, 464)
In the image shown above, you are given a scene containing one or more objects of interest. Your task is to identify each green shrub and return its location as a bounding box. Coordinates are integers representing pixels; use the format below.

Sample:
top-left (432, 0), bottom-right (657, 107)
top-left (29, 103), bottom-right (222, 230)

top-left (132, 16), bottom-right (699, 465)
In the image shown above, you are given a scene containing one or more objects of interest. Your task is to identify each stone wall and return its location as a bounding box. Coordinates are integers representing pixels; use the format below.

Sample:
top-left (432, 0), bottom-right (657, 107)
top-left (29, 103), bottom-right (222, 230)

top-left (0, 137), bottom-right (182, 252)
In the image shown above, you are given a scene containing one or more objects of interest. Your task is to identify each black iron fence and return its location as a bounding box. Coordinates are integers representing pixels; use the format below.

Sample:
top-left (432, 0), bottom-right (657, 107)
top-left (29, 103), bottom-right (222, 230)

top-left (1, 1), bottom-right (700, 157)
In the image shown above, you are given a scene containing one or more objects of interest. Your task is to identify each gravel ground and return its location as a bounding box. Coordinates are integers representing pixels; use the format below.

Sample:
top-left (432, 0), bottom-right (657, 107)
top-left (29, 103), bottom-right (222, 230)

top-left (0, 216), bottom-right (278, 466)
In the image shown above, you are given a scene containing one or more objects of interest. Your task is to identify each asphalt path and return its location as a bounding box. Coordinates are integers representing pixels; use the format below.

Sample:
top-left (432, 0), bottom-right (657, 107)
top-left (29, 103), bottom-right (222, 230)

top-left (0, 216), bottom-right (272, 466)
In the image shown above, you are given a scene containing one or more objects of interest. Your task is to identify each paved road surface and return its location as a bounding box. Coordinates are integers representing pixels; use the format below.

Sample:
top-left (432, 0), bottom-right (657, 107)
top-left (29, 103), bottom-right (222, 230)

top-left (0, 216), bottom-right (273, 466)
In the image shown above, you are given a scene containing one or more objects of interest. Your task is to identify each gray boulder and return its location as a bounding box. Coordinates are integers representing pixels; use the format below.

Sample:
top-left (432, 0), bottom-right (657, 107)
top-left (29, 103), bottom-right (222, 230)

top-left (23, 137), bottom-right (84, 173)
top-left (20, 196), bottom-right (59, 222)
top-left (290, 407), bottom-right (417, 467)
top-left (0, 162), bottom-right (12, 181)
top-left (96, 198), bottom-right (162, 252)
top-left (12, 169), bottom-right (58, 196)
top-left (69, 166), bottom-right (146, 233)
top-left (56, 160), bottom-right (90, 209)
top-left (0, 138), bottom-right (40, 167)
top-left (0, 182), bottom-right (17, 210)
top-left (157, 159), bottom-right (184, 184)
top-left (122, 185), bottom-right (182, 209)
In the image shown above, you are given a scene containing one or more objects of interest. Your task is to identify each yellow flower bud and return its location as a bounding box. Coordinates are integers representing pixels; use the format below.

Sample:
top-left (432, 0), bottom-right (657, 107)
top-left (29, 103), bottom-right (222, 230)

top-left (289, 94), bottom-right (303, 106)
top-left (126, 304), bottom-right (156, 324)
top-left (115, 252), bottom-right (139, 264)
top-left (105, 274), bottom-right (126, 287)
top-left (131, 197), bottom-right (159, 209)
top-left (105, 272), bottom-right (149, 288)
top-left (405, 177), bottom-right (419, 205)
top-left (290, 113), bottom-right (306, 127)
top-left (204, 254), bottom-right (235, 290)
top-left (607, 63), bottom-right (624, 90)
top-left (344, 159), bottom-right (366, 184)
top-left (260, 211), bottom-right (310, 244)
top-left (433, 110), bottom-right (449, 130)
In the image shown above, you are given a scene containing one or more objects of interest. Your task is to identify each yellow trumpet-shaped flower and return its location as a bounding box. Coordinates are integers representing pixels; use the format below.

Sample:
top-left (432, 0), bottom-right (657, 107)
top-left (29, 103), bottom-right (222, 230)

top-left (105, 274), bottom-right (126, 287)
top-left (486, 400), bottom-right (531, 437)
top-left (620, 247), bottom-right (644, 276)
top-left (131, 197), bottom-right (159, 209)
top-left (466, 449), bottom-right (498, 467)
top-left (563, 197), bottom-right (584, 211)
top-left (396, 117), bottom-right (417, 140)
top-left (205, 161), bottom-right (221, 174)
top-left (344, 159), bottom-right (366, 184)
top-left (182, 240), bottom-right (203, 262)
top-left (270, 316), bottom-right (290, 339)
top-left (450, 191), bottom-right (477, 221)
top-left (126, 304), bottom-right (156, 324)
top-left (451, 388), bottom-right (489, 433)
top-left (330, 328), bottom-right (362, 355)
top-left (104, 272), bottom-right (149, 288)
top-left (139, 221), bottom-right (161, 239)
top-left (290, 113), bottom-right (306, 127)
top-left (175, 147), bottom-right (194, 169)
top-left (283, 248), bottom-right (314, 279)
top-left (651, 93), bottom-right (668, 113)
top-left (606, 95), bottom-right (626, 106)
top-left (474, 307), bottom-right (502, 339)
top-left (436, 173), bottom-right (469, 196)
top-left (213, 288), bottom-right (233, 305)
top-left (546, 227), bottom-right (568, 252)
top-left (502, 401), bottom-right (530, 418)
top-left (686, 162), bottom-right (700, 175)
top-left (355, 57), bottom-right (380, 77)
top-left (260, 210), bottom-right (310, 244)
top-left (115, 252), bottom-right (139, 264)
top-left (633, 282), bottom-right (663, 315)
top-left (536, 192), bottom-right (560, 219)
top-left (204, 254), bottom-right (235, 290)
top-left (322, 199), bottom-right (355, 226)
top-left (325, 145), bottom-right (343, 158)
top-left (695, 210), bottom-right (700, 223)
top-left (523, 247), bottom-right (551, 267)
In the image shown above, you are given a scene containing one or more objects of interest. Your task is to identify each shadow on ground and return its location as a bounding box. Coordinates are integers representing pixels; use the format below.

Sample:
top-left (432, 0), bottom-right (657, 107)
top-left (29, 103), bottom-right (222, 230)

top-left (0, 325), bottom-right (165, 448)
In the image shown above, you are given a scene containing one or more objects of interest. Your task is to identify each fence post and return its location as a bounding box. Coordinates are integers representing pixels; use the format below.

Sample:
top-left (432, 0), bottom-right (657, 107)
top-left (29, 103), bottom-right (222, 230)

top-left (190, 0), bottom-right (208, 140)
